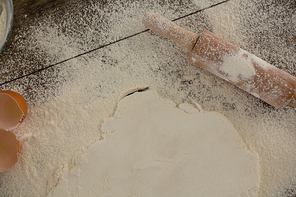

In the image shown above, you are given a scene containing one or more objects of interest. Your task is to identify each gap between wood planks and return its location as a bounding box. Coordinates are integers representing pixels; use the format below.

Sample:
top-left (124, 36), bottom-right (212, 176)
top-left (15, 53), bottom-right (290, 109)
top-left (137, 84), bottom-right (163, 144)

top-left (0, 0), bottom-right (230, 87)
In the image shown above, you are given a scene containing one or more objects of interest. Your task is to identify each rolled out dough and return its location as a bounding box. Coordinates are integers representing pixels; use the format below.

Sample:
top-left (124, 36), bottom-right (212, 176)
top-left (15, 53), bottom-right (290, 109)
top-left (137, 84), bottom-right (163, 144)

top-left (49, 90), bottom-right (260, 196)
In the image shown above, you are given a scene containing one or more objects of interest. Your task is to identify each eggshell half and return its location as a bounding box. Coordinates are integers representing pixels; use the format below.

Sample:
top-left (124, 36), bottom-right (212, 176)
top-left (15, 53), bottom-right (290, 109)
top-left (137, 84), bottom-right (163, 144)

top-left (0, 91), bottom-right (27, 130)
top-left (0, 129), bottom-right (19, 172)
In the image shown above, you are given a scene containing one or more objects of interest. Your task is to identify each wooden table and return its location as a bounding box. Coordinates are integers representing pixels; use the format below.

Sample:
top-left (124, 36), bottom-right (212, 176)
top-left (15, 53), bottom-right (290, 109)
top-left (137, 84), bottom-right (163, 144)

top-left (1, 0), bottom-right (295, 89)
top-left (0, 0), bottom-right (295, 196)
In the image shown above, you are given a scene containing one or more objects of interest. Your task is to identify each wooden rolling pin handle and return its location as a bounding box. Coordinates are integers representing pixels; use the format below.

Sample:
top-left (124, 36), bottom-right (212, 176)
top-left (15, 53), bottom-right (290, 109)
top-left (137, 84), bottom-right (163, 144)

top-left (143, 12), bottom-right (199, 52)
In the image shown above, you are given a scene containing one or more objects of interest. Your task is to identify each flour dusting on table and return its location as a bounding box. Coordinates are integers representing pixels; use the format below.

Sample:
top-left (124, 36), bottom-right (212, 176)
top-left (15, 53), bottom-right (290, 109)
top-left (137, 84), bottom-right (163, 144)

top-left (0, 0), bottom-right (295, 197)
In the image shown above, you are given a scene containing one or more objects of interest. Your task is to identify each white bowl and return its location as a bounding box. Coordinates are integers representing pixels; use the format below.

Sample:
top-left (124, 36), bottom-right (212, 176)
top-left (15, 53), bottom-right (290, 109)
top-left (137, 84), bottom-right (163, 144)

top-left (0, 0), bottom-right (13, 53)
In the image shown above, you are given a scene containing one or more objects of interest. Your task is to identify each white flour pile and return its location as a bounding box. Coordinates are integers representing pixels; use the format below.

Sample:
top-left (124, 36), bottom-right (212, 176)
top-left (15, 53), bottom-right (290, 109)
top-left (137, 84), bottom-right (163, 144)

top-left (0, 0), bottom-right (295, 197)
top-left (49, 90), bottom-right (260, 196)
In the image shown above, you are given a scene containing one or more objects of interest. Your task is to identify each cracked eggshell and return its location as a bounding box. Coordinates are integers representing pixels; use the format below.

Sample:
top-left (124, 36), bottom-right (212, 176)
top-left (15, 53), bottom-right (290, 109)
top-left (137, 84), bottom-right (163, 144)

top-left (0, 90), bottom-right (27, 130)
top-left (0, 129), bottom-right (20, 172)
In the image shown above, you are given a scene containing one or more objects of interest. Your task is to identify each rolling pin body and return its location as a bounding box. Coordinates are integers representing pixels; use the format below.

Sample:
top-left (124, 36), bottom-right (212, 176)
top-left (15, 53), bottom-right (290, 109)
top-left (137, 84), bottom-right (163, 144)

top-left (143, 12), bottom-right (296, 108)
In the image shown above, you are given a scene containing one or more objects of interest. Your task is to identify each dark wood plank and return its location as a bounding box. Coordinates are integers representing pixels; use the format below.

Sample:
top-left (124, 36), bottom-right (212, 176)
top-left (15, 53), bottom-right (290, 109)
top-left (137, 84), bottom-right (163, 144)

top-left (0, 0), bottom-right (223, 85)
top-left (0, 0), bottom-right (89, 83)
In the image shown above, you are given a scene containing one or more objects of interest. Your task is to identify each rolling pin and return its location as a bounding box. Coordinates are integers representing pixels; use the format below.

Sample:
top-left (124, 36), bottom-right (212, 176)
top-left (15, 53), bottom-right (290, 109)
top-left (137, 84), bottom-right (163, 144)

top-left (143, 12), bottom-right (296, 108)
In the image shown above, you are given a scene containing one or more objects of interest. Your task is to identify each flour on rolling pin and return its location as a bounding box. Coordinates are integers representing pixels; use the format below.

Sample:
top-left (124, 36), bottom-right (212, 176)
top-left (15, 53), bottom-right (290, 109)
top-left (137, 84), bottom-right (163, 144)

top-left (219, 49), bottom-right (257, 83)
top-left (143, 12), bottom-right (296, 108)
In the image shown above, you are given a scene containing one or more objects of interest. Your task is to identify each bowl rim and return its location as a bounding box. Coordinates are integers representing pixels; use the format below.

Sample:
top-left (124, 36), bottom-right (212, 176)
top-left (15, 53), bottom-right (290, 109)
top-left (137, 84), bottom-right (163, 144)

top-left (0, 0), bottom-right (14, 54)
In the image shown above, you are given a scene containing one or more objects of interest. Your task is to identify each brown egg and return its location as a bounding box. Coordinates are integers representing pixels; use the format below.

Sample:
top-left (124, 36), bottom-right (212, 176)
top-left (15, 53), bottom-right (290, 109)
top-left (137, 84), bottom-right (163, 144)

top-left (0, 90), bottom-right (27, 130)
top-left (0, 129), bottom-right (20, 172)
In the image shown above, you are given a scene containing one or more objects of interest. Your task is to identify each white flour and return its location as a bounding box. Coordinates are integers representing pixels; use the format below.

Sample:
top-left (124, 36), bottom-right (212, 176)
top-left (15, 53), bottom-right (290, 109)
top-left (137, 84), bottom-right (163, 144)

top-left (0, 0), bottom-right (295, 197)
top-left (49, 90), bottom-right (260, 196)
top-left (220, 49), bottom-right (256, 82)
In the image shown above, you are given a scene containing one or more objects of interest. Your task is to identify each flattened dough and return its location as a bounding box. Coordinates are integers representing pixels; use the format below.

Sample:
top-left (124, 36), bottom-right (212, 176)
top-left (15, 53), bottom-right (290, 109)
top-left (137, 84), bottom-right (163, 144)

top-left (49, 90), bottom-right (260, 196)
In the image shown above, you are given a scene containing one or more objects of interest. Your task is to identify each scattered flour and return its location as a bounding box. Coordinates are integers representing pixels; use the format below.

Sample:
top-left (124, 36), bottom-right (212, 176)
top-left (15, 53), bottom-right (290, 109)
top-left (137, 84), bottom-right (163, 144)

top-left (195, 0), bottom-right (296, 196)
top-left (0, 0), bottom-right (295, 197)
